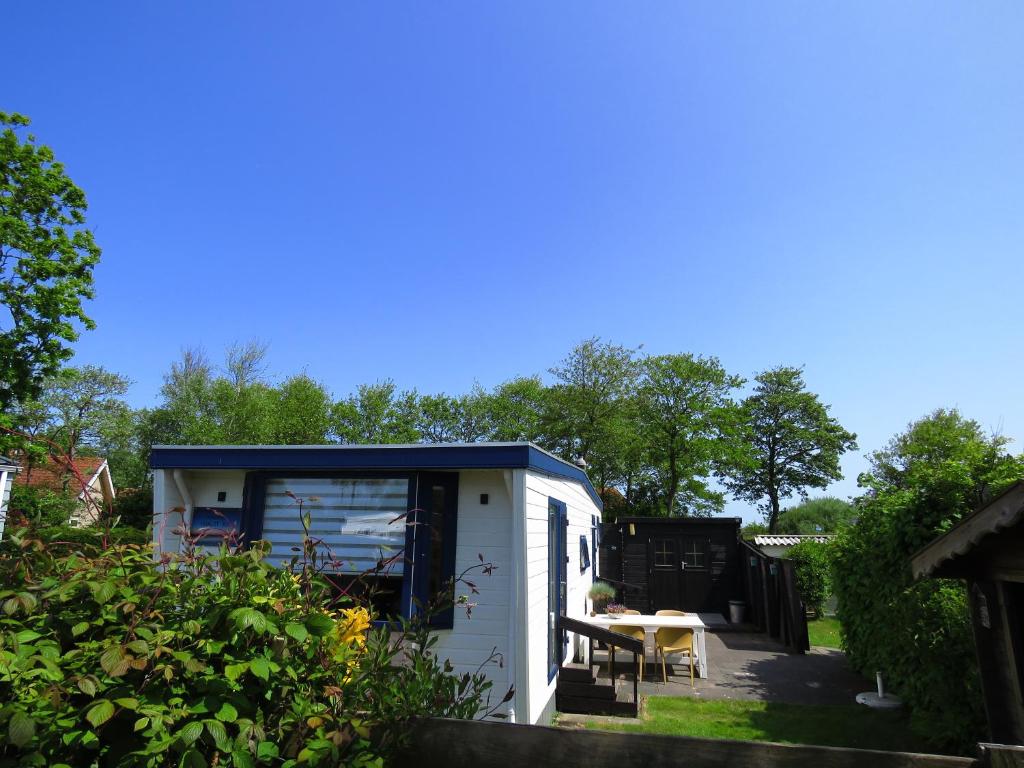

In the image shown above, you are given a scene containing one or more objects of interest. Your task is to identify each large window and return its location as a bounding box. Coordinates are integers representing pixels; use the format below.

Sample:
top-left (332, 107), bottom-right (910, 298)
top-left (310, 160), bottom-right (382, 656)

top-left (250, 472), bottom-right (458, 627)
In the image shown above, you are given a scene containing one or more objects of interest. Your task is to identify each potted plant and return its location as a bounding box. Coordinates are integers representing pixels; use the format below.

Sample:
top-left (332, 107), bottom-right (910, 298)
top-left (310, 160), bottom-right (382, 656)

top-left (588, 581), bottom-right (617, 615)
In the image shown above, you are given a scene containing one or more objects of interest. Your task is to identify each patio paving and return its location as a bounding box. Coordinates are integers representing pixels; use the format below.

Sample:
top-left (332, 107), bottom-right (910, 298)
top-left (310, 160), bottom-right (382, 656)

top-left (593, 628), bottom-right (873, 707)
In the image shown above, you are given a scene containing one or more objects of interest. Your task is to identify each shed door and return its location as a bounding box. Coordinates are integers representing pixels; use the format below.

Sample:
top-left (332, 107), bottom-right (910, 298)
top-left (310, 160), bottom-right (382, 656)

top-left (648, 535), bottom-right (713, 612)
top-left (650, 537), bottom-right (682, 610)
top-left (680, 536), bottom-right (713, 612)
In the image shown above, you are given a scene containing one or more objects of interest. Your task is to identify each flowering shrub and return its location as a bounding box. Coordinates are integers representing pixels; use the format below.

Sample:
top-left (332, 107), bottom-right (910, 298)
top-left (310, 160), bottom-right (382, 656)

top-left (0, 527), bottom-right (503, 766)
top-left (604, 603), bottom-right (627, 615)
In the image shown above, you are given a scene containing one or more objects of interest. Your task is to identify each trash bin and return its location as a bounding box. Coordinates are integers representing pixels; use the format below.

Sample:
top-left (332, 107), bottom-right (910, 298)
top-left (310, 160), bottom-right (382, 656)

top-left (728, 600), bottom-right (746, 624)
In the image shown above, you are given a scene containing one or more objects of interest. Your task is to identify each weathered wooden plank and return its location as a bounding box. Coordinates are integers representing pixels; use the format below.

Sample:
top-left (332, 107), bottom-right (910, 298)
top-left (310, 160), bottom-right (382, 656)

top-left (554, 680), bottom-right (616, 699)
top-left (980, 743), bottom-right (1024, 768)
top-left (401, 718), bottom-right (978, 768)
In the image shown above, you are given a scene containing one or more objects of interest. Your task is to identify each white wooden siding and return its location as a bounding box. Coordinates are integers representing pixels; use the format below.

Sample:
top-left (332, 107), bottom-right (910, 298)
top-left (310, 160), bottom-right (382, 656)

top-left (522, 470), bottom-right (601, 724)
top-left (428, 471), bottom-right (514, 712)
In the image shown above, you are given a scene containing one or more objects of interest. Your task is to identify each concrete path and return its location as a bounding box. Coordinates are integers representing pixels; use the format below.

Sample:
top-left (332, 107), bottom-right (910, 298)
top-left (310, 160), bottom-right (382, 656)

top-left (594, 630), bottom-right (872, 706)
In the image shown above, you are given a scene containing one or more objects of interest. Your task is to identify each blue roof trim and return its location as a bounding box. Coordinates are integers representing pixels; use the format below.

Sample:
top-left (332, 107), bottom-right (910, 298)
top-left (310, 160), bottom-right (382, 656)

top-left (149, 443), bottom-right (603, 510)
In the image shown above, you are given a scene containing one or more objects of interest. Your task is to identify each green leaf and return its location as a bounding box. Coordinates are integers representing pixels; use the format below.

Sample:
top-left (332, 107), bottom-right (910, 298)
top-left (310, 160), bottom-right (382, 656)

top-left (100, 645), bottom-right (129, 677)
top-left (134, 716), bottom-right (150, 732)
top-left (229, 607), bottom-right (269, 634)
top-left (177, 720), bottom-right (203, 746)
top-left (114, 697), bottom-right (139, 710)
top-left (224, 663), bottom-right (248, 682)
top-left (214, 702), bottom-right (238, 723)
top-left (256, 741), bottom-right (279, 760)
top-left (15, 629), bottom-right (41, 643)
top-left (284, 622), bottom-right (308, 643)
top-left (204, 718), bottom-right (230, 751)
top-left (71, 622), bottom-right (90, 637)
top-left (250, 657), bottom-right (270, 681)
top-left (304, 613), bottom-right (335, 637)
top-left (9, 710), bottom-right (35, 747)
top-left (232, 750), bottom-right (256, 768)
top-left (77, 677), bottom-right (97, 697)
top-left (85, 699), bottom-right (115, 727)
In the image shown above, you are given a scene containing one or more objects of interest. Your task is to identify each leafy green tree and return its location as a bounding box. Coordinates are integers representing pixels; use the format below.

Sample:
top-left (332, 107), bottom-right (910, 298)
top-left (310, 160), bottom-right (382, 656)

top-left (722, 367), bottom-right (857, 532)
top-left (542, 338), bottom-right (639, 494)
top-left (331, 380), bottom-right (420, 444)
top-left (417, 389), bottom-right (491, 443)
top-left (0, 113), bottom-right (101, 411)
top-left (832, 409), bottom-right (1024, 750)
top-left (784, 539), bottom-right (832, 617)
top-left (482, 376), bottom-right (548, 443)
top-left (741, 521), bottom-right (769, 538)
top-left (270, 374), bottom-right (332, 444)
top-left (776, 496), bottom-right (855, 534)
top-left (635, 354), bottom-right (743, 516)
top-left (34, 365), bottom-right (131, 459)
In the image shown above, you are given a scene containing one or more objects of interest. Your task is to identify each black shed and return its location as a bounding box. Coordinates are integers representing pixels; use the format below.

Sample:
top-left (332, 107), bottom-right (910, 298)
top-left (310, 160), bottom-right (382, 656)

top-left (599, 517), bottom-right (742, 616)
top-left (911, 481), bottom-right (1024, 745)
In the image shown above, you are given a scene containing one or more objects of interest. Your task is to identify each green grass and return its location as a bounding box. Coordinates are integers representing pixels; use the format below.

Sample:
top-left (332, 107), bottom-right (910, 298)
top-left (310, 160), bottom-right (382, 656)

top-left (807, 617), bottom-right (842, 649)
top-left (584, 697), bottom-right (929, 753)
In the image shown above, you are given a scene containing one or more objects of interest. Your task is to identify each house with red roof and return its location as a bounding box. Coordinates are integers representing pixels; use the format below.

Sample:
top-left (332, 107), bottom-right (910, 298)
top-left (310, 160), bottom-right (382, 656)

top-left (14, 455), bottom-right (116, 527)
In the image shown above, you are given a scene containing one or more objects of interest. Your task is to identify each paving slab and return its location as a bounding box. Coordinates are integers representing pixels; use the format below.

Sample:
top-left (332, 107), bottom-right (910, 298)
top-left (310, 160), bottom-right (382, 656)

top-left (593, 630), bottom-right (872, 706)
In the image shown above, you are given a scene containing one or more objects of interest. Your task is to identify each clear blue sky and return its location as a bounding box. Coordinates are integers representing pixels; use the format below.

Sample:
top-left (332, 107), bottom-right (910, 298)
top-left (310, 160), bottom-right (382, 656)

top-left (7, 3), bottom-right (1024, 522)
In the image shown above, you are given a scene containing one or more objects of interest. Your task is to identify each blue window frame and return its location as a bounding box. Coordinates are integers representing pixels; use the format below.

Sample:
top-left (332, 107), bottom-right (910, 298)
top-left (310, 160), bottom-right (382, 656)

top-left (547, 497), bottom-right (568, 682)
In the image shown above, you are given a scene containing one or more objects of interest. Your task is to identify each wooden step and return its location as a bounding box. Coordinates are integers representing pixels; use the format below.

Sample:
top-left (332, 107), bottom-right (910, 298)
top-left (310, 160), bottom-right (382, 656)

top-left (555, 680), bottom-right (616, 700)
top-left (555, 695), bottom-right (637, 717)
top-left (557, 666), bottom-right (595, 684)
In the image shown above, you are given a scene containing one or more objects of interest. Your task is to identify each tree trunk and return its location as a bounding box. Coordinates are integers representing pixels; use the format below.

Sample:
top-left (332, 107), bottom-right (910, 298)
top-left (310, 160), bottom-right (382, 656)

top-left (767, 491), bottom-right (781, 533)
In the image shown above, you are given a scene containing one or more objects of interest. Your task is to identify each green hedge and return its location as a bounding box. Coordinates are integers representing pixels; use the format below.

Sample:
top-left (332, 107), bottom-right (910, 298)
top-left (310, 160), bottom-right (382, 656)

top-left (831, 409), bottom-right (1024, 754)
top-left (784, 539), bottom-right (831, 617)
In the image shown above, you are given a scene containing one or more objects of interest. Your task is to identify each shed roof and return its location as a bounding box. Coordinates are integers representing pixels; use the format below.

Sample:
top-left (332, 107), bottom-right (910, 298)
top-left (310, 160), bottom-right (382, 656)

top-left (753, 534), bottom-right (833, 546)
top-left (0, 456), bottom-right (19, 471)
top-left (911, 480), bottom-right (1024, 580)
top-left (149, 442), bottom-right (603, 509)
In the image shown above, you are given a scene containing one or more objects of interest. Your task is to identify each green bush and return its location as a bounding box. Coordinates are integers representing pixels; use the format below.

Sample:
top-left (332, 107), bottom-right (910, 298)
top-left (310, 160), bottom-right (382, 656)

top-left (784, 539), bottom-right (831, 617)
top-left (0, 523), bottom-right (148, 557)
top-left (0, 532), bottom-right (500, 766)
top-left (6, 484), bottom-right (77, 527)
top-left (831, 409), bottom-right (1024, 754)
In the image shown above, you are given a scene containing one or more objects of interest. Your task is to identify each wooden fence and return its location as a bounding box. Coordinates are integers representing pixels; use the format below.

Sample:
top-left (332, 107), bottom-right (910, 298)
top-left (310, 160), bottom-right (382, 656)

top-left (741, 539), bottom-right (809, 653)
top-left (397, 718), bottom-right (1013, 768)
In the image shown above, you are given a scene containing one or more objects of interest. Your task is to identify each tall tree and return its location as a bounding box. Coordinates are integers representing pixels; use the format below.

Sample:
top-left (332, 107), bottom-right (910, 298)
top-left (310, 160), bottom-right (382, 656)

top-left (36, 365), bottom-right (132, 459)
top-left (483, 376), bottom-right (548, 443)
top-left (271, 374), bottom-right (332, 444)
top-left (776, 496), bottom-right (854, 534)
top-left (0, 113), bottom-right (101, 410)
top-left (635, 354), bottom-right (743, 516)
top-left (722, 366), bottom-right (856, 531)
top-left (331, 381), bottom-right (420, 444)
top-left (542, 338), bottom-right (639, 493)
top-left (417, 389), bottom-right (491, 443)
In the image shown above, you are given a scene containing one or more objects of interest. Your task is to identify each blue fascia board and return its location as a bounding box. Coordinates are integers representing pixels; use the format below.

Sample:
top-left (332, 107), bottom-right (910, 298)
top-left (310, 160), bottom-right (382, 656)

top-left (149, 443), bottom-right (603, 510)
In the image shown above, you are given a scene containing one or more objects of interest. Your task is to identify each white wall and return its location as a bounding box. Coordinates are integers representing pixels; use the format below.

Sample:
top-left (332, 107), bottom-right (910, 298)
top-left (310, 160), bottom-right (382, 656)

top-left (428, 471), bottom-right (514, 713)
top-left (522, 469), bottom-right (601, 725)
top-left (152, 468), bottom-right (248, 554)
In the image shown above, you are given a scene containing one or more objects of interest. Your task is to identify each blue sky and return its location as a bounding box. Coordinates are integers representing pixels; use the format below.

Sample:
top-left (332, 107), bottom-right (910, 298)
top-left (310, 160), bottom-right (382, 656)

top-left (6, 3), bottom-right (1024, 522)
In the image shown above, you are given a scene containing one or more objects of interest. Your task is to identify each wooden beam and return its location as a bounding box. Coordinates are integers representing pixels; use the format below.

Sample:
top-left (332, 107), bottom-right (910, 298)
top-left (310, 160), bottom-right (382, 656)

top-left (401, 719), bottom-right (978, 768)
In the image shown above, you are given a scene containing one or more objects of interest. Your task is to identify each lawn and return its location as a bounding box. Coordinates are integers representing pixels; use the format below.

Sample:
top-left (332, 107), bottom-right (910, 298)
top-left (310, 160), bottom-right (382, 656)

top-left (584, 697), bottom-right (930, 753)
top-left (807, 617), bottom-right (842, 649)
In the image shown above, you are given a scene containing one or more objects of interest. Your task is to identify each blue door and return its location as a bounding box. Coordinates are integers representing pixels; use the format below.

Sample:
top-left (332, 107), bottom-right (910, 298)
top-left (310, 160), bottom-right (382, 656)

top-left (547, 498), bottom-right (568, 680)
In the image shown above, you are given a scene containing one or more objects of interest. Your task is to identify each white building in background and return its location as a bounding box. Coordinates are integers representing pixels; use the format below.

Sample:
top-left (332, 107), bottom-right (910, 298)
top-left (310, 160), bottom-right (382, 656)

top-left (150, 442), bottom-right (604, 725)
top-left (0, 456), bottom-right (20, 540)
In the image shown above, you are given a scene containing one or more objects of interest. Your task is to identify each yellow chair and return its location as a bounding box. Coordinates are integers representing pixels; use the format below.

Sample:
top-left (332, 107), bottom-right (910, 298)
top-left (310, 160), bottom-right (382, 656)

top-left (655, 609), bottom-right (687, 617)
top-left (655, 626), bottom-right (695, 686)
top-left (608, 610), bottom-right (646, 680)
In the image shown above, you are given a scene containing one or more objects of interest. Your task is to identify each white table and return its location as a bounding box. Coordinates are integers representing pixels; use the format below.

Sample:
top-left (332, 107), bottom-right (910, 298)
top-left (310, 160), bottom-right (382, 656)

top-left (579, 613), bottom-right (708, 679)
